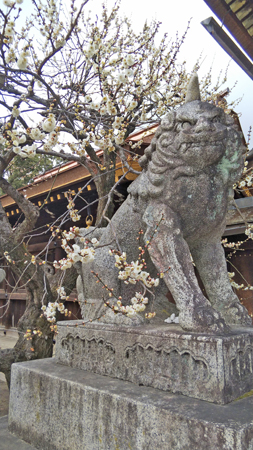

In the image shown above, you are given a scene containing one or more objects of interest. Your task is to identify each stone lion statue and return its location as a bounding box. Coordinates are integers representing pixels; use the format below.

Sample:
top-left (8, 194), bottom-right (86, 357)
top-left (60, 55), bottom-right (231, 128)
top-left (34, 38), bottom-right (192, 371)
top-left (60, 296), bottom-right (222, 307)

top-left (76, 74), bottom-right (252, 333)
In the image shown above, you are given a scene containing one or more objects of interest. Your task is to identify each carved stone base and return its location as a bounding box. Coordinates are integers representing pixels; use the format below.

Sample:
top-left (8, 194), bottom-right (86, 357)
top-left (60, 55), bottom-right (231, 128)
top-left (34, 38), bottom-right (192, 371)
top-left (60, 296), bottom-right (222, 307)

top-left (55, 321), bottom-right (253, 405)
top-left (8, 358), bottom-right (253, 450)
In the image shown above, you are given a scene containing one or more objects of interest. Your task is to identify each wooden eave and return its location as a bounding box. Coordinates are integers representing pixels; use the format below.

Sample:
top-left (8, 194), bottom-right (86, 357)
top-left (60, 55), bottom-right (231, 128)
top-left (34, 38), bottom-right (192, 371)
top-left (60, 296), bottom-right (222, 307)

top-left (0, 161), bottom-right (91, 208)
top-left (0, 158), bottom-right (141, 209)
top-left (204, 0), bottom-right (253, 61)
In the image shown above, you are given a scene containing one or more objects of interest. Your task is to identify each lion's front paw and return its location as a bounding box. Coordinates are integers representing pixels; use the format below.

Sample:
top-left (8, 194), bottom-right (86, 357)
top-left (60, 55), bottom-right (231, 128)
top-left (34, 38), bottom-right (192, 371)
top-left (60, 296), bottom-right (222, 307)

top-left (219, 301), bottom-right (252, 326)
top-left (179, 304), bottom-right (230, 334)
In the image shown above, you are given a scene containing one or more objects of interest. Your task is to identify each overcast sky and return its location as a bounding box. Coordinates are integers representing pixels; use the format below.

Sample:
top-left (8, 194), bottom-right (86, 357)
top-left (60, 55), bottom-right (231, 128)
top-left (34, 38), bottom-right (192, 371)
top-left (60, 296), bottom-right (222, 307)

top-left (89, 0), bottom-right (252, 140)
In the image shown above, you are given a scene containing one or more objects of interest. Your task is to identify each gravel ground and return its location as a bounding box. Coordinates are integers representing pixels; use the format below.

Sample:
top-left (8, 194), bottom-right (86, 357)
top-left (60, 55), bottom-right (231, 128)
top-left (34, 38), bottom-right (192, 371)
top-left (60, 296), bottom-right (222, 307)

top-left (0, 329), bottom-right (18, 417)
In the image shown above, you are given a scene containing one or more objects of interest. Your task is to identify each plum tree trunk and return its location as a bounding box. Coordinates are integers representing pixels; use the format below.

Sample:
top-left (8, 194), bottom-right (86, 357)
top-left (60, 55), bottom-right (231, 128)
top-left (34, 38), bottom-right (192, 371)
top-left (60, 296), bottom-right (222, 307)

top-left (0, 283), bottom-right (54, 388)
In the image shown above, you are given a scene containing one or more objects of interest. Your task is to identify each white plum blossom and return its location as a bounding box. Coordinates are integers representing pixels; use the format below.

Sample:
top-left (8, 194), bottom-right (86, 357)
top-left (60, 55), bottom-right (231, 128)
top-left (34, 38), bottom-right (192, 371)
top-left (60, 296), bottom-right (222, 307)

top-left (17, 50), bottom-right (29, 70)
top-left (42, 114), bottom-right (56, 132)
top-left (86, 42), bottom-right (98, 58)
top-left (11, 106), bottom-right (20, 117)
top-left (245, 225), bottom-right (253, 240)
top-left (91, 238), bottom-right (99, 247)
top-left (47, 131), bottom-right (59, 147)
top-left (72, 244), bottom-right (81, 253)
top-left (41, 297), bottom-right (69, 323)
top-left (109, 55), bottom-right (118, 64)
top-left (112, 116), bottom-right (123, 129)
top-left (125, 54), bottom-right (135, 66)
top-left (128, 100), bottom-right (138, 111)
top-left (107, 249), bottom-right (159, 317)
top-left (80, 247), bottom-right (95, 263)
top-left (90, 101), bottom-right (100, 110)
top-left (11, 134), bottom-right (26, 148)
top-left (114, 130), bottom-right (125, 145)
top-left (117, 73), bottom-right (128, 84)
top-left (53, 226), bottom-right (96, 271)
top-left (30, 128), bottom-right (46, 140)
top-left (66, 197), bottom-right (81, 222)
top-left (4, 23), bottom-right (14, 37)
top-left (3, 0), bottom-right (13, 7)
top-left (124, 68), bottom-right (133, 77)
top-left (55, 38), bottom-right (66, 49)
top-left (84, 95), bottom-right (91, 103)
top-left (6, 49), bottom-right (15, 63)
top-left (100, 105), bottom-right (107, 115)
top-left (62, 228), bottom-right (77, 240)
top-left (18, 134), bottom-right (26, 144)
top-left (13, 143), bottom-right (37, 158)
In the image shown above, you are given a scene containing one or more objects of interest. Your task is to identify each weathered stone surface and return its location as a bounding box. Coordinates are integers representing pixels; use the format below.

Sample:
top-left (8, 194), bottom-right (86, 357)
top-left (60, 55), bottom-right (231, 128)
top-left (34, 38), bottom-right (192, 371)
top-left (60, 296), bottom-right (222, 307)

top-left (55, 320), bottom-right (253, 404)
top-left (76, 75), bottom-right (251, 333)
top-left (8, 358), bottom-right (253, 450)
top-left (0, 416), bottom-right (38, 450)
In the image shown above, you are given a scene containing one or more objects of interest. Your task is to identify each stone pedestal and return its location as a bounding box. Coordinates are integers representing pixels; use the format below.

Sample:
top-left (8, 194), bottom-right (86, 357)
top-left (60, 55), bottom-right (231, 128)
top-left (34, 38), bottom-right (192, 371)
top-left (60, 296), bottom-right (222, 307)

top-left (8, 322), bottom-right (253, 449)
top-left (8, 358), bottom-right (253, 450)
top-left (55, 321), bottom-right (253, 405)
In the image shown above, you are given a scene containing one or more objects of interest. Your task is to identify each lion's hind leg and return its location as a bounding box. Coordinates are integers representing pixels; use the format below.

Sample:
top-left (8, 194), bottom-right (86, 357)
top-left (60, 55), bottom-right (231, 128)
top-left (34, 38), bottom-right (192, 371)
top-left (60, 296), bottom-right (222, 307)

top-left (190, 240), bottom-right (252, 326)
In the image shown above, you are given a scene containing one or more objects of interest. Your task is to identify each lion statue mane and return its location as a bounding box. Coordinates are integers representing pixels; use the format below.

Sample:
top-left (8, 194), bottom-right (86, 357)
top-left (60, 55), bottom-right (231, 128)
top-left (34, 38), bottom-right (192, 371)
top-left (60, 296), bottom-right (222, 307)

top-left (76, 74), bottom-right (251, 333)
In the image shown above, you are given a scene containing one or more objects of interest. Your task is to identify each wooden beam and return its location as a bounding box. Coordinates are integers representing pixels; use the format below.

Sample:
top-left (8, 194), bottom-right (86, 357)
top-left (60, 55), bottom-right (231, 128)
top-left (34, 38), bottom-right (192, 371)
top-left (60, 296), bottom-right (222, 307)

top-left (203, 0), bottom-right (253, 61)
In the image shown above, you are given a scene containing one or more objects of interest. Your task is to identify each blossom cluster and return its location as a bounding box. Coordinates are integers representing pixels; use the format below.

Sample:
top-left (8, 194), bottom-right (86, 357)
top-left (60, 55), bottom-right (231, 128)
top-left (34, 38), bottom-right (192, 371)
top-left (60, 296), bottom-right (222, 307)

top-left (66, 196), bottom-right (81, 222)
top-left (110, 249), bottom-right (159, 289)
top-left (24, 328), bottom-right (43, 340)
top-left (13, 143), bottom-right (37, 158)
top-left (234, 161), bottom-right (253, 191)
top-left (105, 292), bottom-right (149, 318)
top-left (0, 112), bottom-right (57, 161)
top-left (0, 0), bottom-right (233, 188)
top-left (4, 251), bottom-right (13, 263)
top-left (228, 272), bottom-right (253, 291)
top-left (53, 226), bottom-right (97, 271)
top-left (29, 128), bottom-right (46, 141)
top-left (41, 300), bottom-right (69, 324)
top-left (17, 49), bottom-right (29, 70)
top-left (42, 114), bottom-right (56, 133)
top-left (221, 238), bottom-right (244, 249)
top-left (3, 131), bottom-right (27, 152)
top-left (245, 225), bottom-right (253, 240)
top-left (3, 0), bottom-right (23, 8)
top-left (41, 287), bottom-right (70, 326)
top-left (105, 249), bottom-right (159, 318)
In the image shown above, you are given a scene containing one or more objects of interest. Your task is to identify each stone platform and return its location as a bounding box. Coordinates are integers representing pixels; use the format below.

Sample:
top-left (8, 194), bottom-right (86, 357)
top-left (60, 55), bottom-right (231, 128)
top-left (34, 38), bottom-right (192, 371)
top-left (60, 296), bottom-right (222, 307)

top-left (8, 358), bottom-right (253, 450)
top-left (55, 321), bottom-right (253, 404)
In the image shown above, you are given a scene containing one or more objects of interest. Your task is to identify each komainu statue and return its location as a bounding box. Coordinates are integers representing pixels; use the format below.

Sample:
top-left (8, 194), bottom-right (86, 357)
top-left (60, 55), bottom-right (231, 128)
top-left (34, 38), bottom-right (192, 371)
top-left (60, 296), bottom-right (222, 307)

top-left (76, 74), bottom-right (252, 333)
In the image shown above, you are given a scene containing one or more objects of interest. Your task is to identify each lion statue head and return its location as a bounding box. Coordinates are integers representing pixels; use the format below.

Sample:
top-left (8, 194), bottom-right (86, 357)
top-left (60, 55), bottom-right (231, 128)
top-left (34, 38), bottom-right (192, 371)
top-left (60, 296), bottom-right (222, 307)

top-left (129, 74), bottom-right (245, 210)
